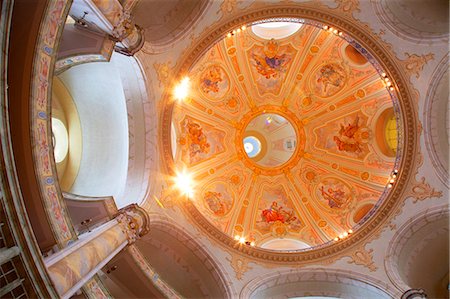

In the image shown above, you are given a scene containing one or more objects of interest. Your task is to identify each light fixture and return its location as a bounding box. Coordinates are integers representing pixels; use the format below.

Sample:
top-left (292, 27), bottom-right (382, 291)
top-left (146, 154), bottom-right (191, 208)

top-left (226, 25), bottom-right (248, 38)
top-left (173, 77), bottom-right (190, 101)
top-left (174, 169), bottom-right (194, 197)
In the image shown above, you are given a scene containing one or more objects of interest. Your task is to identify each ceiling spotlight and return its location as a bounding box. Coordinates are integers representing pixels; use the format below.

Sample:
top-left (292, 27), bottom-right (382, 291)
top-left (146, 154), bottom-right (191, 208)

top-left (227, 32), bottom-right (232, 38)
top-left (234, 235), bottom-right (240, 241)
top-left (239, 237), bottom-right (246, 244)
top-left (174, 169), bottom-right (194, 197)
top-left (250, 241), bottom-right (255, 246)
top-left (334, 237), bottom-right (339, 241)
top-left (173, 77), bottom-right (190, 101)
top-left (343, 232), bottom-right (348, 237)
top-left (241, 25), bottom-right (247, 31)
top-left (348, 229), bottom-right (353, 234)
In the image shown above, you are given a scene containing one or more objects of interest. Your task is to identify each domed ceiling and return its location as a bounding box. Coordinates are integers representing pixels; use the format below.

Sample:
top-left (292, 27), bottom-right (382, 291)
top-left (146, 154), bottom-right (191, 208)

top-left (169, 21), bottom-right (399, 250)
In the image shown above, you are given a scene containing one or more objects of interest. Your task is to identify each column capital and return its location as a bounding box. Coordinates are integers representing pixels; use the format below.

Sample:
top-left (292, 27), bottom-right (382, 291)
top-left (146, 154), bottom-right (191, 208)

top-left (115, 204), bottom-right (150, 244)
top-left (401, 289), bottom-right (427, 299)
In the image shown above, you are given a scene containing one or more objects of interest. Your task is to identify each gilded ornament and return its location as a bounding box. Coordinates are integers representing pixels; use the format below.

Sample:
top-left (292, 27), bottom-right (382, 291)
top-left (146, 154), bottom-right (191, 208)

top-left (401, 52), bottom-right (434, 79)
top-left (410, 177), bottom-right (443, 203)
top-left (334, 0), bottom-right (360, 15)
top-left (154, 62), bottom-right (173, 87)
top-left (227, 255), bottom-right (253, 280)
top-left (347, 245), bottom-right (377, 272)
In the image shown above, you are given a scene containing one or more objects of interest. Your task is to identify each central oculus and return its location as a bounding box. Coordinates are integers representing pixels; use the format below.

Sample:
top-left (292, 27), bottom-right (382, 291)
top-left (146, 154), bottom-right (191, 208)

top-left (243, 113), bottom-right (297, 167)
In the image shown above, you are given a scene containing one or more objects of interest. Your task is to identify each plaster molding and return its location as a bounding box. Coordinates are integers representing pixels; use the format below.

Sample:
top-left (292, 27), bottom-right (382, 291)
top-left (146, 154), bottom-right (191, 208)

top-left (226, 254), bottom-right (253, 280)
top-left (346, 244), bottom-right (377, 272)
top-left (400, 52), bottom-right (434, 80)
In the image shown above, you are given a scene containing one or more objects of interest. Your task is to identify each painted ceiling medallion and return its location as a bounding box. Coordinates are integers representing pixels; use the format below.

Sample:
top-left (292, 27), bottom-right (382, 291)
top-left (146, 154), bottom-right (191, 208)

top-left (167, 18), bottom-right (405, 255)
top-left (242, 112), bottom-right (297, 167)
top-left (236, 107), bottom-right (304, 175)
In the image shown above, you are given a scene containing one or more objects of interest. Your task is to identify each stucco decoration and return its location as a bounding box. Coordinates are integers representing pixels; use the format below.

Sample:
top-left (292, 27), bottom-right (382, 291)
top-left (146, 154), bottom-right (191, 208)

top-left (403, 153), bottom-right (443, 203)
top-left (227, 254), bottom-right (253, 280)
top-left (346, 244), bottom-right (377, 272)
top-left (400, 52), bottom-right (434, 80)
top-left (334, 0), bottom-right (361, 15)
top-left (154, 61), bottom-right (175, 87)
top-left (409, 177), bottom-right (443, 203)
top-left (159, 3), bottom-right (420, 263)
top-left (219, 0), bottom-right (241, 17)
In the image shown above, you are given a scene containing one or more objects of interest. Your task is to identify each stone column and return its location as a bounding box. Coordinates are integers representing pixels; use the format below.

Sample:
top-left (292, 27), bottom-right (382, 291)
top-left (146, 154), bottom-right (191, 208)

top-left (44, 204), bottom-right (149, 299)
top-left (91, 0), bottom-right (144, 55)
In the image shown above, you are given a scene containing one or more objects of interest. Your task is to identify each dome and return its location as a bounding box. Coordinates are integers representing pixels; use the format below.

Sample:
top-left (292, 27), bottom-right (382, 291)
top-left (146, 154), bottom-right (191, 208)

top-left (166, 20), bottom-right (400, 251)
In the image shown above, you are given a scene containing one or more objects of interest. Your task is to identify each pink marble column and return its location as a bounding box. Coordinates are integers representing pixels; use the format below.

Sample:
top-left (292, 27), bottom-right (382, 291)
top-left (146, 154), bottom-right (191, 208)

top-left (45, 204), bottom-right (149, 299)
top-left (91, 0), bottom-right (144, 55)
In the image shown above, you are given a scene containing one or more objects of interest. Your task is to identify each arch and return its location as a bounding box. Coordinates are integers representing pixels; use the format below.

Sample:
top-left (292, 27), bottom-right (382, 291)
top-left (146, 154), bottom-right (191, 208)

top-left (385, 205), bottom-right (449, 297)
top-left (136, 214), bottom-right (235, 299)
top-left (240, 268), bottom-right (399, 298)
top-left (372, 0), bottom-right (449, 44)
top-left (110, 53), bottom-right (157, 206)
top-left (58, 61), bottom-right (130, 206)
top-left (423, 55), bottom-right (449, 187)
top-left (135, 0), bottom-right (211, 54)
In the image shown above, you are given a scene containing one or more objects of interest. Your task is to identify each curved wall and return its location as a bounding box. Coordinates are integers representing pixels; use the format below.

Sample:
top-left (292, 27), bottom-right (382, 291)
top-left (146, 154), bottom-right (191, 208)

top-left (58, 62), bottom-right (129, 207)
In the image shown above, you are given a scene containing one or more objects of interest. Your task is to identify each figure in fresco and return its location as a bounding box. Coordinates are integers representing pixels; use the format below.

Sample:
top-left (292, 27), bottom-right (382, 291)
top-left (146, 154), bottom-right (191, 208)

top-left (204, 191), bottom-right (227, 216)
top-left (200, 65), bottom-right (223, 94)
top-left (261, 201), bottom-right (297, 224)
top-left (252, 40), bottom-right (290, 79)
top-left (320, 186), bottom-right (346, 208)
top-left (186, 120), bottom-right (210, 160)
top-left (333, 136), bottom-right (362, 153)
top-left (315, 63), bottom-right (346, 97)
top-left (37, 122), bottom-right (50, 173)
top-left (333, 115), bottom-right (363, 153)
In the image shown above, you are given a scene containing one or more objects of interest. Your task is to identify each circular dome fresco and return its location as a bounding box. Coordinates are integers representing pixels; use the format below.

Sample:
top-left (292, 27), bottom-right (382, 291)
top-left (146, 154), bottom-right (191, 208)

top-left (167, 18), bottom-right (402, 252)
top-left (241, 112), bottom-right (298, 167)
